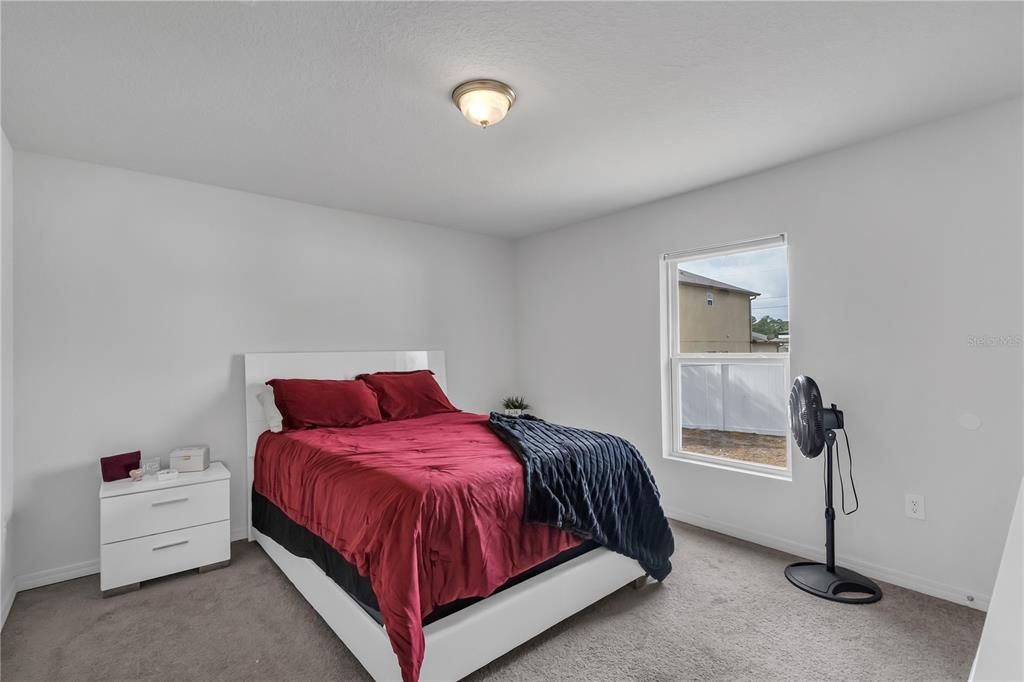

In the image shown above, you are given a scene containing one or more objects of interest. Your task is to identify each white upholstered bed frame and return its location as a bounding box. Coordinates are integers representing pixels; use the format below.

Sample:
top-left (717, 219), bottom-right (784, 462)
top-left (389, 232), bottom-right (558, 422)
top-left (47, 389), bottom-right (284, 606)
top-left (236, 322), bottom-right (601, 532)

top-left (244, 351), bottom-right (645, 681)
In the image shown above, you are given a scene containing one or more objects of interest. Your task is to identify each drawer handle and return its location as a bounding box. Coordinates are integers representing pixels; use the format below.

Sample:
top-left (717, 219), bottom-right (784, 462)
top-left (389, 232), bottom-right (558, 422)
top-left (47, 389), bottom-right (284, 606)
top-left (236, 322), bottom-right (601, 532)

top-left (152, 539), bottom-right (189, 551)
top-left (151, 497), bottom-right (189, 507)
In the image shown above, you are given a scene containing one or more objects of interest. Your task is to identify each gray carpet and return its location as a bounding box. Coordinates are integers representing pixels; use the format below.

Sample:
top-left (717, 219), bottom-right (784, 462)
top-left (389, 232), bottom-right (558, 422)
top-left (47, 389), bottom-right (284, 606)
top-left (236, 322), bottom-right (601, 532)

top-left (2, 523), bottom-right (983, 681)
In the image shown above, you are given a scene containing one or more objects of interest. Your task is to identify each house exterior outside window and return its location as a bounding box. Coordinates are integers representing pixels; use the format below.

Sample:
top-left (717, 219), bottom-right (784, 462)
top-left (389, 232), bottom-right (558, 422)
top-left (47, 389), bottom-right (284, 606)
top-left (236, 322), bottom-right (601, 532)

top-left (677, 271), bottom-right (758, 353)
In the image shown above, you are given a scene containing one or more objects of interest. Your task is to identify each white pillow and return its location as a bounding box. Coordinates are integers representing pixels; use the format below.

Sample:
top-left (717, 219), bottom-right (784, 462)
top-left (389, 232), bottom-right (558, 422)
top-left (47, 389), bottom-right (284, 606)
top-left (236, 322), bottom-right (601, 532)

top-left (256, 386), bottom-right (284, 433)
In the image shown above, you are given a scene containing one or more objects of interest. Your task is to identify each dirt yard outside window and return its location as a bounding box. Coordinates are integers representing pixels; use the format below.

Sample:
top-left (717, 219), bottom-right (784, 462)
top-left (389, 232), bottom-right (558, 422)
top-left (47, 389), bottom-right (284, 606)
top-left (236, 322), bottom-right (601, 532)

top-left (681, 428), bottom-right (787, 468)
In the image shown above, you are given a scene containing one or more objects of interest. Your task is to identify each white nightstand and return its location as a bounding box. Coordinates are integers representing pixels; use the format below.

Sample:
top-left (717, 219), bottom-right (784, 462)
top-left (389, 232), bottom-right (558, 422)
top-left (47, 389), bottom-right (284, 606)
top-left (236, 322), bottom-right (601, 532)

top-left (99, 461), bottom-right (231, 594)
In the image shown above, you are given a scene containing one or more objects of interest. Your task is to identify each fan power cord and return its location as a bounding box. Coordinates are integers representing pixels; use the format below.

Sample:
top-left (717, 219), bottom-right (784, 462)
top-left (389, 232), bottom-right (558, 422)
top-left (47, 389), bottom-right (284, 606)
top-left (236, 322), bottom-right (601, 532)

top-left (836, 428), bottom-right (859, 515)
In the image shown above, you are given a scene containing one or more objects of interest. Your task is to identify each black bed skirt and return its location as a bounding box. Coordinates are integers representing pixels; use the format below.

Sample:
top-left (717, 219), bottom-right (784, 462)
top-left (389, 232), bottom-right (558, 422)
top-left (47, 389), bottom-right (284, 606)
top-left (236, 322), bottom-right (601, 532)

top-left (251, 489), bottom-right (597, 626)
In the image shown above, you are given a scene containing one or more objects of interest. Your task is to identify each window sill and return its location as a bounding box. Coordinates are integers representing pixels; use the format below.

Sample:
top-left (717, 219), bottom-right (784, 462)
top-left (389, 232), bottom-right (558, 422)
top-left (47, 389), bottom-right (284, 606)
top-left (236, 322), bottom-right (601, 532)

top-left (663, 450), bottom-right (792, 481)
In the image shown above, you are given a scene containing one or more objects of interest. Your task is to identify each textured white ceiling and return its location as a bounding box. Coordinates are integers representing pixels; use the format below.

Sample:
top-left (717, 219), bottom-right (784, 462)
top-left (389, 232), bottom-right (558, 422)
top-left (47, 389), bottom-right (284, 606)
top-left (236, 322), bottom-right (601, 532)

top-left (3, 2), bottom-right (1021, 237)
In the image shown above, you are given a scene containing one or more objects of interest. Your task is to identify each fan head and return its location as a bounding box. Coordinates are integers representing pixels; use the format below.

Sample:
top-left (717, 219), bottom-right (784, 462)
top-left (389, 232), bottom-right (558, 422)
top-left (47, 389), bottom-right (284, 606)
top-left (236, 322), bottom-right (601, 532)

top-left (790, 375), bottom-right (826, 458)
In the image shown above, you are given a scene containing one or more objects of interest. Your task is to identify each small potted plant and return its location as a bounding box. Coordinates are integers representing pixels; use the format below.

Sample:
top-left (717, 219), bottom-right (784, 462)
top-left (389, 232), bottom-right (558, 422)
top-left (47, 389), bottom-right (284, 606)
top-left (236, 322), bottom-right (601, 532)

top-left (502, 396), bottom-right (530, 417)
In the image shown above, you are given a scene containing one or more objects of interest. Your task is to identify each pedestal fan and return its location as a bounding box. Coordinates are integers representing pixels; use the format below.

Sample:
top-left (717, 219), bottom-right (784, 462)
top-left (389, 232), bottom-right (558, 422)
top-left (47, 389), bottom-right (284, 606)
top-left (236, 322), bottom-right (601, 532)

top-left (785, 376), bottom-right (882, 604)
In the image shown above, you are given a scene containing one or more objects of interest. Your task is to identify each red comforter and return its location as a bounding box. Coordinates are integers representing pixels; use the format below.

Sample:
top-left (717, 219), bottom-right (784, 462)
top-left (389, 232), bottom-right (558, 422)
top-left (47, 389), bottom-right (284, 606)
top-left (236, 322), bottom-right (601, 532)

top-left (253, 412), bottom-right (581, 682)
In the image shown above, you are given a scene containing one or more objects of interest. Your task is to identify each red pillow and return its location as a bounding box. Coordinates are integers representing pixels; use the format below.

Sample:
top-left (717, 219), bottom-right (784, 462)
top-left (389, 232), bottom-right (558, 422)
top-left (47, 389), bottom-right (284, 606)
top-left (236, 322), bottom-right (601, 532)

top-left (266, 378), bottom-right (383, 430)
top-left (357, 370), bottom-right (457, 421)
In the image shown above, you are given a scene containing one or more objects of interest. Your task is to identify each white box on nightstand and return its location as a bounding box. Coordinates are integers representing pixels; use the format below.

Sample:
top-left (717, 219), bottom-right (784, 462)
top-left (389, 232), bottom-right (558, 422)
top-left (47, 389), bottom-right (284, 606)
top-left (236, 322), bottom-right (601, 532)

top-left (169, 445), bottom-right (210, 472)
top-left (99, 461), bottom-right (230, 594)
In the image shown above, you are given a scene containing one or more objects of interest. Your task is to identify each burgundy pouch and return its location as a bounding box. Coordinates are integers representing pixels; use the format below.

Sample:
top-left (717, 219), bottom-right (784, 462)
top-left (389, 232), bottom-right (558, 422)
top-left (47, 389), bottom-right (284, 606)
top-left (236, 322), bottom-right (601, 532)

top-left (100, 451), bottom-right (141, 482)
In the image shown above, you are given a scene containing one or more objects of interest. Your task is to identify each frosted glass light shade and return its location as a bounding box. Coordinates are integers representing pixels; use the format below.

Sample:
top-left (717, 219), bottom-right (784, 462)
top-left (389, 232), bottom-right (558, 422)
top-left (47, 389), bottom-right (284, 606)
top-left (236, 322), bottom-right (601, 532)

top-left (452, 80), bottom-right (516, 128)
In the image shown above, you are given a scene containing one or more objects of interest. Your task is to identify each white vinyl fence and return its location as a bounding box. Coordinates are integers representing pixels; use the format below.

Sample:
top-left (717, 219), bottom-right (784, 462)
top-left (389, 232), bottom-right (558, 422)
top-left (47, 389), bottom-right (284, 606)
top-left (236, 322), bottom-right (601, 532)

top-left (678, 361), bottom-right (787, 436)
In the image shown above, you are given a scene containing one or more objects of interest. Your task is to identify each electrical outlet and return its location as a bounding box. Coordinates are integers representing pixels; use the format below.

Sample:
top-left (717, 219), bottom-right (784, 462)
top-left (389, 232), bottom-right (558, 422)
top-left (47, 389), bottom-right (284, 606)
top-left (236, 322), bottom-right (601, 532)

top-left (905, 494), bottom-right (926, 520)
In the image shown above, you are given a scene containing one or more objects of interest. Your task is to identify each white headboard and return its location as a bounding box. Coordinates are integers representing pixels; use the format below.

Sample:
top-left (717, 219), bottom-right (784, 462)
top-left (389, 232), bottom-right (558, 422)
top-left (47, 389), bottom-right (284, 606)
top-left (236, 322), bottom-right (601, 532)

top-left (243, 350), bottom-right (446, 540)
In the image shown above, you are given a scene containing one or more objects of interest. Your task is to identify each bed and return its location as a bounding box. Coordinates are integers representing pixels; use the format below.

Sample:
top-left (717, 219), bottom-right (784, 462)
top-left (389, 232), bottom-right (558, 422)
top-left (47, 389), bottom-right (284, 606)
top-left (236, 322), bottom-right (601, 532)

top-left (244, 351), bottom-right (649, 682)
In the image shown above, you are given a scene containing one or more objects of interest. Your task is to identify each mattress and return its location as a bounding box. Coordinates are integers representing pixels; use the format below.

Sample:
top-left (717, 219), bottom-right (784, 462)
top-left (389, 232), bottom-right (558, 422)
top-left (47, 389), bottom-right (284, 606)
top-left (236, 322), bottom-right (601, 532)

top-left (252, 489), bottom-right (597, 626)
top-left (251, 412), bottom-right (584, 682)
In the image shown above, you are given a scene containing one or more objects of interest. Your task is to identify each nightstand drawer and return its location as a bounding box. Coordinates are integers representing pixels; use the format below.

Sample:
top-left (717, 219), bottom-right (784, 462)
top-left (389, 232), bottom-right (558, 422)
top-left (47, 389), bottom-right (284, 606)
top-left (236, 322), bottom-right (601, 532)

top-left (100, 479), bottom-right (229, 544)
top-left (100, 520), bottom-right (230, 591)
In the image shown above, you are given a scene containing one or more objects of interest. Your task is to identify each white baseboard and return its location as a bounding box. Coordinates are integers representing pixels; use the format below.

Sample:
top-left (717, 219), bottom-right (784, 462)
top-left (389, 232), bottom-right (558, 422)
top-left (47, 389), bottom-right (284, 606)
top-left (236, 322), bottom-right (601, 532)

top-left (10, 515), bottom-right (989, 612)
top-left (15, 558), bottom-right (99, 592)
top-left (664, 506), bottom-right (990, 611)
top-left (1, 583), bottom-right (15, 628)
top-left (13, 526), bottom-right (250, 595)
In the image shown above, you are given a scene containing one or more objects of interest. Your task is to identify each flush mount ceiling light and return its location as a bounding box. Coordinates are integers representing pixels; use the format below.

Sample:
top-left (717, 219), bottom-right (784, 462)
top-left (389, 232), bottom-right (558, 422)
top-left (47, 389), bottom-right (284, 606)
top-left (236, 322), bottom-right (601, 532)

top-left (451, 79), bottom-right (516, 128)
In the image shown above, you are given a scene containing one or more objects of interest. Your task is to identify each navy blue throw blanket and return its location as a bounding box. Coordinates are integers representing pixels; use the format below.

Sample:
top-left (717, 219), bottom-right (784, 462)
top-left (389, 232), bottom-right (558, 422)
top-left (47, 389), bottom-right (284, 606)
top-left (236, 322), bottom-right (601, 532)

top-left (488, 413), bottom-right (674, 581)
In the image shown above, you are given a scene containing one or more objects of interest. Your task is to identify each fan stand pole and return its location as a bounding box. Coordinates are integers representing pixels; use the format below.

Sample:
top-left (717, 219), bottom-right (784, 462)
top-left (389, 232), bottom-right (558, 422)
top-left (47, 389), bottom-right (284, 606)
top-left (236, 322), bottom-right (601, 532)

top-left (824, 430), bottom-right (836, 573)
top-left (784, 428), bottom-right (882, 604)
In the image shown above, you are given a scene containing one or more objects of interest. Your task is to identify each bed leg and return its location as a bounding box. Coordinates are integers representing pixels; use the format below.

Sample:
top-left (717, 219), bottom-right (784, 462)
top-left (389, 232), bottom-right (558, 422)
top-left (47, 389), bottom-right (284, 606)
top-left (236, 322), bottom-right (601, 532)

top-left (630, 576), bottom-right (648, 590)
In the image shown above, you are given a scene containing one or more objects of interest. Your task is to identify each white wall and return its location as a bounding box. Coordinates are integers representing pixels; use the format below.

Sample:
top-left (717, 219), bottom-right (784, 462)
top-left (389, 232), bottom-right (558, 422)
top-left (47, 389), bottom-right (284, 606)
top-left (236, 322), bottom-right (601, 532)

top-left (515, 98), bottom-right (1023, 608)
top-left (971, 477), bottom-right (1023, 680)
top-left (1, 131), bottom-right (14, 623)
top-left (8, 100), bottom-right (1022, 611)
top-left (11, 152), bottom-right (518, 585)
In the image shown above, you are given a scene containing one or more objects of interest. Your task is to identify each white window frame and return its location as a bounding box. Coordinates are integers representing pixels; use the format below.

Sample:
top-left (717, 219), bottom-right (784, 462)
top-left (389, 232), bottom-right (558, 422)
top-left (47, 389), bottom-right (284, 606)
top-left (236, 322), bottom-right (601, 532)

top-left (661, 234), bottom-right (791, 480)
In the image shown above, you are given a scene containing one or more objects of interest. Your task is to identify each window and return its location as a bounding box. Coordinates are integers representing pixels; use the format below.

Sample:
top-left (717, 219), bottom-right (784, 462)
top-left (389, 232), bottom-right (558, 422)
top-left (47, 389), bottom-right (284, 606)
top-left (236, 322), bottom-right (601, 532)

top-left (662, 234), bottom-right (791, 477)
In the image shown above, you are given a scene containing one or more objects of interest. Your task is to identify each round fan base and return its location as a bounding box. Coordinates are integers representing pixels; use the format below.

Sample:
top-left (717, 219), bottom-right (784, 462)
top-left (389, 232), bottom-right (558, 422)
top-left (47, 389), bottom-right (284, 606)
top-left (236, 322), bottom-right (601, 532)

top-left (785, 562), bottom-right (882, 604)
